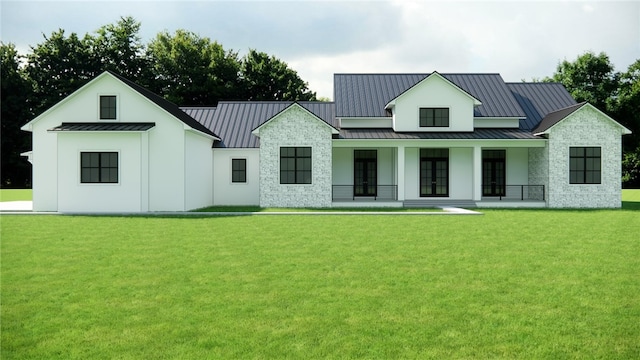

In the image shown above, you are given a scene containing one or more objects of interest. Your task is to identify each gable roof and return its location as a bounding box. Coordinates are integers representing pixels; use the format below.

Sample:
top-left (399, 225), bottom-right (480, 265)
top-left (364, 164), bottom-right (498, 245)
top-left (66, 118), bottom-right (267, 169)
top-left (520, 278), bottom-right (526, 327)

top-left (105, 71), bottom-right (219, 139)
top-left (384, 72), bottom-right (482, 109)
top-left (182, 101), bottom-right (336, 148)
top-left (507, 82), bottom-right (577, 130)
top-left (533, 102), bottom-right (632, 135)
top-left (334, 73), bottom-right (526, 118)
top-left (22, 71), bottom-right (219, 140)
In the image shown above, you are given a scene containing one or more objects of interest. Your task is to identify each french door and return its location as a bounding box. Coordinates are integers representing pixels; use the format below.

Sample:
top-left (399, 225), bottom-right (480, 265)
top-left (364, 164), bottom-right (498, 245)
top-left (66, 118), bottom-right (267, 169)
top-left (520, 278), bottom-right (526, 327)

top-left (354, 150), bottom-right (377, 196)
top-left (482, 150), bottom-right (506, 196)
top-left (420, 149), bottom-right (449, 197)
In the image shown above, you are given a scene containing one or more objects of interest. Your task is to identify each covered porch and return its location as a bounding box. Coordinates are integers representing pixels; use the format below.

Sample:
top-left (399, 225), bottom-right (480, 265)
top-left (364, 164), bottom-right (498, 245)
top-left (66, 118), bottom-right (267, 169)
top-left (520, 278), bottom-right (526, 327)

top-left (331, 137), bottom-right (548, 208)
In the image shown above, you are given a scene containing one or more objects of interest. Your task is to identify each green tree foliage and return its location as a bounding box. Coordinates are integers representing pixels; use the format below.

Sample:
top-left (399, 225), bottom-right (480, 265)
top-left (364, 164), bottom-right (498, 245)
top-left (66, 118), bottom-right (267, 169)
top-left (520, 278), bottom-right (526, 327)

top-left (147, 30), bottom-right (241, 105)
top-left (1, 43), bottom-right (33, 187)
top-left (24, 30), bottom-right (95, 113)
top-left (549, 52), bottom-right (619, 110)
top-left (240, 49), bottom-right (316, 101)
top-left (622, 148), bottom-right (640, 188)
top-left (87, 16), bottom-right (152, 85)
top-left (613, 60), bottom-right (640, 151)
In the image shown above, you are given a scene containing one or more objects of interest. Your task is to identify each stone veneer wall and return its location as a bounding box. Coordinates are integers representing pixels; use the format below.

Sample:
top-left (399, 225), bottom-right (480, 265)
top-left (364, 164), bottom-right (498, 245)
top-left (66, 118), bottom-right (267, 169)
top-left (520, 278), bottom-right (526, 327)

top-left (528, 145), bottom-right (549, 203)
top-left (547, 106), bottom-right (623, 208)
top-left (258, 105), bottom-right (333, 208)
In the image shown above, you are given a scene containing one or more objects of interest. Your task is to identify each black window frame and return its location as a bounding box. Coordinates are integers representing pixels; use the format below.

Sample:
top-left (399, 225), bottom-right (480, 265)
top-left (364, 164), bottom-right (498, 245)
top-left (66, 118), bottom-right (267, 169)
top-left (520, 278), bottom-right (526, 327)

top-left (280, 147), bottom-right (312, 184)
top-left (80, 152), bottom-right (119, 184)
top-left (569, 147), bottom-right (601, 184)
top-left (231, 158), bottom-right (247, 183)
top-left (419, 108), bottom-right (449, 127)
top-left (100, 95), bottom-right (117, 120)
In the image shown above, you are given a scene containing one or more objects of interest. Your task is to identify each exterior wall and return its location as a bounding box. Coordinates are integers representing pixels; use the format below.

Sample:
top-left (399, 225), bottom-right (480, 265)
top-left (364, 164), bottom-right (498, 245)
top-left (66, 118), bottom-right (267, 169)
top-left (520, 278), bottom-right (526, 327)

top-left (213, 148), bottom-right (260, 205)
top-left (528, 145), bottom-right (549, 202)
top-left (392, 75), bottom-right (476, 132)
top-left (506, 147), bottom-right (529, 185)
top-left (184, 130), bottom-right (214, 210)
top-left (546, 106), bottom-right (624, 208)
top-left (24, 73), bottom-right (215, 212)
top-left (258, 105), bottom-right (333, 207)
top-left (56, 132), bottom-right (143, 212)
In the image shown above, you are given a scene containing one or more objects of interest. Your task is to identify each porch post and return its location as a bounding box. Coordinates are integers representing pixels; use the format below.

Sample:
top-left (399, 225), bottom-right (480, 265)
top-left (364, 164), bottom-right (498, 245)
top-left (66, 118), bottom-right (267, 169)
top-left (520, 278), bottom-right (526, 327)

top-left (473, 145), bottom-right (482, 201)
top-left (397, 145), bottom-right (405, 201)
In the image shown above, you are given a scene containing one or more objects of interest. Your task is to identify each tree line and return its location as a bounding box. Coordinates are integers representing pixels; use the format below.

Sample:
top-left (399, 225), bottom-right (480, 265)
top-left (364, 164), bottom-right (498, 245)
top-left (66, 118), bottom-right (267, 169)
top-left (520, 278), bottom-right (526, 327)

top-left (1, 16), bottom-right (316, 188)
top-left (1, 17), bottom-right (639, 188)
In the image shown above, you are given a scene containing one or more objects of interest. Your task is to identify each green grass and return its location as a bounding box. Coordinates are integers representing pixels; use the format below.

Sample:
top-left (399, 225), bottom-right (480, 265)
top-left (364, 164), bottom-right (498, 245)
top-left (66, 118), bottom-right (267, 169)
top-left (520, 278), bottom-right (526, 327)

top-left (2, 206), bottom-right (639, 358)
top-left (0, 189), bottom-right (32, 202)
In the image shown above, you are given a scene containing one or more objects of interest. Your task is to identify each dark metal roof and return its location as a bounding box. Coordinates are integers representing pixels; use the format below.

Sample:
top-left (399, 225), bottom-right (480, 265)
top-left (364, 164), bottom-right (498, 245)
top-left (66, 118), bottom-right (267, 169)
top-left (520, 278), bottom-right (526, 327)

top-left (182, 102), bottom-right (336, 148)
top-left (507, 82), bottom-right (577, 130)
top-left (107, 71), bottom-right (220, 139)
top-left (334, 73), bottom-right (526, 118)
top-left (49, 122), bottom-right (156, 132)
top-left (532, 102), bottom-right (586, 134)
top-left (338, 128), bottom-right (541, 140)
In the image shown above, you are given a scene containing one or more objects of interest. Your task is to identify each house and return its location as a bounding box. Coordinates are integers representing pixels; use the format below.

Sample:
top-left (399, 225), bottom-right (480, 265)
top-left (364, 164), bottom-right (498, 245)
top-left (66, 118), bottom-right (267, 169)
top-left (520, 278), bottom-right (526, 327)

top-left (21, 71), bottom-right (631, 212)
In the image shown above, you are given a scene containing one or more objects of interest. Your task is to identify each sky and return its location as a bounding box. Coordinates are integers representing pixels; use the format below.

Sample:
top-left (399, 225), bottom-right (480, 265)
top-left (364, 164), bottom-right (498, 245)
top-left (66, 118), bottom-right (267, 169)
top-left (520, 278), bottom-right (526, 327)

top-left (1, 0), bottom-right (639, 100)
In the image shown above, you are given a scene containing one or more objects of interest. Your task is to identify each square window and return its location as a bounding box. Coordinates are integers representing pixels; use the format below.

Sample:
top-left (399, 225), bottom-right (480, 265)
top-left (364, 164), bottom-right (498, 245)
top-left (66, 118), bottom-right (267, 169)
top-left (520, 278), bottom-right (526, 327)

top-left (280, 147), bottom-right (311, 184)
top-left (569, 147), bottom-right (601, 184)
top-left (81, 152), bottom-right (118, 183)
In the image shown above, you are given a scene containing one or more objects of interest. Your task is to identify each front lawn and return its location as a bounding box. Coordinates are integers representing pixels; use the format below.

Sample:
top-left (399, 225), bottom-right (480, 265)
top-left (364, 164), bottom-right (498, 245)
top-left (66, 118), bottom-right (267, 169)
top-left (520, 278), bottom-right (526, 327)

top-left (2, 207), bottom-right (639, 359)
top-left (0, 189), bottom-right (32, 202)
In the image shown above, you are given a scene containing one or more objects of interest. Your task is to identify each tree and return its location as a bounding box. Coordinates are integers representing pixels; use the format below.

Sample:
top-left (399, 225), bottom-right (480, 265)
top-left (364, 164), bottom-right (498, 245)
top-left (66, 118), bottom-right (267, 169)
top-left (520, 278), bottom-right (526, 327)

top-left (87, 16), bottom-right (152, 86)
top-left (613, 59), bottom-right (640, 151)
top-left (240, 49), bottom-right (316, 101)
top-left (548, 51), bottom-right (619, 111)
top-left (24, 29), bottom-right (96, 115)
top-left (1, 43), bottom-right (33, 188)
top-left (147, 30), bottom-right (241, 105)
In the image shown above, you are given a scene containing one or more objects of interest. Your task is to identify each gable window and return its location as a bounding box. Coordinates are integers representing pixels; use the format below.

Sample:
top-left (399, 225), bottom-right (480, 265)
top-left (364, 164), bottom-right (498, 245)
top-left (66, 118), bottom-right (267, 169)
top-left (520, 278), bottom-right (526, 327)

top-left (231, 158), bottom-right (246, 183)
top-left (420, 108), bottom-right (449, 127)
top-left (100, 95), bottom-right (117, 120)
top-left (570, 147), bottom-right (601, 184)
top-left (280, 147), bottom-right (311, 184)
top-left (81, 152), bottom-right (118, 183)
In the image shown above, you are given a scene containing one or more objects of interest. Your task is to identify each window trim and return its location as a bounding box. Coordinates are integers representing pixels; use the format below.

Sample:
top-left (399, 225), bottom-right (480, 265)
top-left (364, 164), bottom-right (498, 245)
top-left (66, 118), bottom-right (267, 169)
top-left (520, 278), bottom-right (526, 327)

top-left (231, 158), bottom-right (247, 184)
top-left (419, 107), bottom-right (450, 128)
top-left (99, 94), bottom-right (118, 120)
top-left (569, 146), bottom-right (601, 184)
top-left (80, 151), bottom-right (119, 184)
top-left (280, 146), bottom-right (312, 185)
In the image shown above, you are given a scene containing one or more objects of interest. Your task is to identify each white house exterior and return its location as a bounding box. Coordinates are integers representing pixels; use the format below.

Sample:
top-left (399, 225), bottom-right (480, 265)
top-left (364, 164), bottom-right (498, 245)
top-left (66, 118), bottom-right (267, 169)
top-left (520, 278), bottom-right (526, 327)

top-left (22, 71), bottom-right (631, 212)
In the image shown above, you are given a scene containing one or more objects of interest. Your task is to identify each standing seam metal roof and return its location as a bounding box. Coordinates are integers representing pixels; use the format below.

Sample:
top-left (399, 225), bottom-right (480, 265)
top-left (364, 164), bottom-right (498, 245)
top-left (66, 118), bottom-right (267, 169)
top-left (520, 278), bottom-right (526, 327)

top-left (334, 73), bottom-right (527, 118)
top-left (182, 102), bottom-right (336, 148)
top-left (506, 82), bottom-right (577, 130)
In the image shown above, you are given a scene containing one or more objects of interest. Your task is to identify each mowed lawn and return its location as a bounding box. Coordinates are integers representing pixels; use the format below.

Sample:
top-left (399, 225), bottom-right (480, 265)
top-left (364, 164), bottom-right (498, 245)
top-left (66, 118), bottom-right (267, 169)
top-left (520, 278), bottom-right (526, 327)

top-left (1, 195), bottom-right (639, 358)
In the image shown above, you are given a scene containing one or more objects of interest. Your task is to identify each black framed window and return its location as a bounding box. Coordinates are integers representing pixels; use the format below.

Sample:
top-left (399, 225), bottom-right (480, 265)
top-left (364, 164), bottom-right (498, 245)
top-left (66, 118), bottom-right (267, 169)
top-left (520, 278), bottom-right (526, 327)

top-left (420, 108), bottom-right (449, 127)
top-left (81, 152), bottom-right (118, 183)
top-left (231, 158), bottom-right (246, 183)
top-left (100, 95), bottom-right (117, 119)
top-left (420, 148), bottom-right (449, 197)
top-left (280, 147), bottom-right (311, 184)
top-left (570, 147), bottom-right (601, 184)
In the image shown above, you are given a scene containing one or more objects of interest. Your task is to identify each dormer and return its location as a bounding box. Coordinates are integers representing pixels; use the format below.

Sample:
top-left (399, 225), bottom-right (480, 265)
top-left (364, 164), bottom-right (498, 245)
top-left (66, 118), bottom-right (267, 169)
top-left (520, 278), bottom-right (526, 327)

top-left (385, 72), bottom-right (481, 132)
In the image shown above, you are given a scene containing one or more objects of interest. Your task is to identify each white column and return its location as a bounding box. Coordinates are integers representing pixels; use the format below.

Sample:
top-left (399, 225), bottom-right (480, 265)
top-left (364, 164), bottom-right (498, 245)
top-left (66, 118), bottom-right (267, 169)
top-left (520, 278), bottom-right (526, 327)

top-left (473, 145), bottom-right (482, 201)
top-left (397, 145), bottom-right (405, 201)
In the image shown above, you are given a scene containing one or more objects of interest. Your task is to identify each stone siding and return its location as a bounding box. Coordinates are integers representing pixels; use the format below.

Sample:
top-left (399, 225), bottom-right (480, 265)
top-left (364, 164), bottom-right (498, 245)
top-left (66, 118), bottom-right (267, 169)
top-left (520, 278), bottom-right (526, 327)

top-left (547, 106), bottom-right (623, 208)
top-left (258, 105), bottom-right (333, 207)
top-left (528, 146), bottom-right (549, 203)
